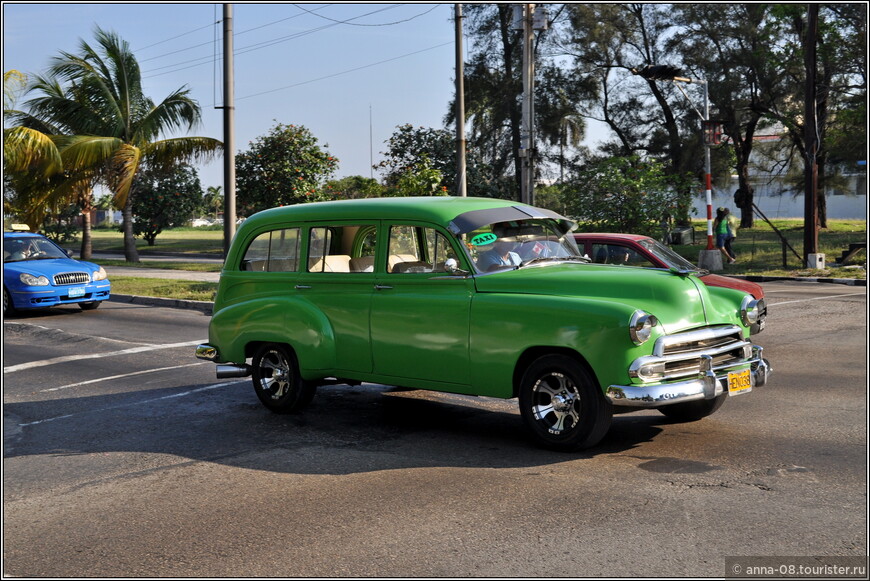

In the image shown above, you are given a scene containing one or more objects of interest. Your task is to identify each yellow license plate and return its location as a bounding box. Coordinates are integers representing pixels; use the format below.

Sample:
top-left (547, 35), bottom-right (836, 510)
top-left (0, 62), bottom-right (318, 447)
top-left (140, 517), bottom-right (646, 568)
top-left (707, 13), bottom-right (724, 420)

top-left (727, 369), bottom-right (752, 395)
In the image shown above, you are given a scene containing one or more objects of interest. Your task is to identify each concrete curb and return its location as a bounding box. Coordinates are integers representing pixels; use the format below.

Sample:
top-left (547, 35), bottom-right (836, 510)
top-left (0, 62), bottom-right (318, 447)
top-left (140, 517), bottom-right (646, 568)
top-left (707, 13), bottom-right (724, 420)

top-left (109, 293), bottom-right (213, 314)
top-left (731, 275), bottom-right (866, 286)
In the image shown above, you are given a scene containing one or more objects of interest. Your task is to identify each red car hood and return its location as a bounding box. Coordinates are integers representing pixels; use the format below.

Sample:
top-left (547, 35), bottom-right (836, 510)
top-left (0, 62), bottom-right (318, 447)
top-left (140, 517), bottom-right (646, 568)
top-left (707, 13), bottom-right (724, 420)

top-left (700, 273), bottom-right (764, 299)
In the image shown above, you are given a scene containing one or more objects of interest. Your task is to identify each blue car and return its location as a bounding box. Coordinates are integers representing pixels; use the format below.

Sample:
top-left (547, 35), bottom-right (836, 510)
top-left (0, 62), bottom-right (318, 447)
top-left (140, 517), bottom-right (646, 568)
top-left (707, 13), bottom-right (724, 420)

top-left (4, 230), bottom-right (111, 316)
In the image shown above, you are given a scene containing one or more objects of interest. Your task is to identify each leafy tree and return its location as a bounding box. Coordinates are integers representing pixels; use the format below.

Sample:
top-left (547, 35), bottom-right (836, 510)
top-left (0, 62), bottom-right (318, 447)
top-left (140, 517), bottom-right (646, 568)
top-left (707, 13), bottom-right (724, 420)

top-left (323, 175), bottom-right (384, 200)
top-left (10, 27), bottom-right (221, 261)
top-left (761, 4), bottom-right (867, 227)
top-left (387, 155), bottom-right (446, 197)
top-left (669, 4), bottom-right (786, 228)
top-left (235, 122), bottom-right (338, 216)
top-left (561, 155), bottom-right (694, 237)
top-left (376, 124), bottom-right (453, 188)
top-left (376, 123), bottom-right (501, 198)
top-left (132, 163), bottom-right (203, 245)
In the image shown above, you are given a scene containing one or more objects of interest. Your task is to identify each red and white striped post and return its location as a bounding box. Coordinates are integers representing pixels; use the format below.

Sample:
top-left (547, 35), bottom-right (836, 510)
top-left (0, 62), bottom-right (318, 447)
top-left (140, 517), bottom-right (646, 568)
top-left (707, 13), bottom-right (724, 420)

top-left (702, 81), bottom-right (714, 250)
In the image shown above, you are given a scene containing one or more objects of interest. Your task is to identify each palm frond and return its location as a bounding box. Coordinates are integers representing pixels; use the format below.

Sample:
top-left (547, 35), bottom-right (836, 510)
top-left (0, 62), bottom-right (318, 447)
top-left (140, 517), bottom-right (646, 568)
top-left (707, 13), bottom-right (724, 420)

top-left (3, 126), bottom-right (63, 174)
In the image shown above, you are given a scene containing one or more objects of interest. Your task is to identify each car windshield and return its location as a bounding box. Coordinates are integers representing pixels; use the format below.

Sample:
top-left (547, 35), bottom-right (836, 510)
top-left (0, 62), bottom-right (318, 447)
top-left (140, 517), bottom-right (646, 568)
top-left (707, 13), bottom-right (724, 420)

top-left (4, 237), bottom-right (68, 263)
top-left (460, 218), bottom-right (584, 273)
top-left (638, 238), bottom-right (699, 271)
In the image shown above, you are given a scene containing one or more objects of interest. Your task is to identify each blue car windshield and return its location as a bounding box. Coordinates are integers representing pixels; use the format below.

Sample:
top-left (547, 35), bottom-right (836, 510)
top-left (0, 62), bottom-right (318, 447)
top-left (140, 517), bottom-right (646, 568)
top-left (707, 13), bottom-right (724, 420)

top-left (4, 237), bottom-right (68, 263)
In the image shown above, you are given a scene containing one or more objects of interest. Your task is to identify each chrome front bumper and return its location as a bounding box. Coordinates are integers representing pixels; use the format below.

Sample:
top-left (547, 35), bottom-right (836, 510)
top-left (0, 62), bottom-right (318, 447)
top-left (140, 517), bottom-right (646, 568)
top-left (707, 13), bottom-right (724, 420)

top-left (606, 346), bottom-right (772, 408)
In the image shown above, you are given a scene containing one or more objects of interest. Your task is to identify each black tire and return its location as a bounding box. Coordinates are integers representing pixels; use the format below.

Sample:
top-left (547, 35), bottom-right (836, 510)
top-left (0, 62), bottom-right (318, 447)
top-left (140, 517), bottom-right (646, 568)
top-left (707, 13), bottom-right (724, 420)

top-left (658, 393), bottom-right (727, 422)
top-left (3, 287), bottom-right (15, 317)
top-left (79, 301), bottom-right (101, 311)
top-left (251, 344), bottom-right (316, 413)
top-left (518, 354), bottom-right (613, 451)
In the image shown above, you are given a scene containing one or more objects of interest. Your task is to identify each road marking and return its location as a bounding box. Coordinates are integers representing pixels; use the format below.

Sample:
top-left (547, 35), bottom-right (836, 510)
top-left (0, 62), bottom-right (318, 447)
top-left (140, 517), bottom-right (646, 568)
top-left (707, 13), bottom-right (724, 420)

top-left (3, 340), bottom-right (204, 374)
top-left (40, 362), bottom-right (208, 393)
top-left (767, 292), bottom-right (866, 307)
top-left (19, 380), bottom-right (247, 427)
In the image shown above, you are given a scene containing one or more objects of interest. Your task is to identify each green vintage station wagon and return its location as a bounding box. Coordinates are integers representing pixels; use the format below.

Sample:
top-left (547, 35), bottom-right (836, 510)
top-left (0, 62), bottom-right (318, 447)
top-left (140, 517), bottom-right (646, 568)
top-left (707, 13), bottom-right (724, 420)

top-left (196, 196), bottom-right (771, 450)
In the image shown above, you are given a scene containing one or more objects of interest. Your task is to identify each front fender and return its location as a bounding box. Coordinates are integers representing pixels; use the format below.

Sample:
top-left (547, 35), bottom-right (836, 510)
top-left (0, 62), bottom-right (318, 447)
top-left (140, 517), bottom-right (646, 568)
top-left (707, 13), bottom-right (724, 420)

top-left (469, 294), bottom-right (644, 398)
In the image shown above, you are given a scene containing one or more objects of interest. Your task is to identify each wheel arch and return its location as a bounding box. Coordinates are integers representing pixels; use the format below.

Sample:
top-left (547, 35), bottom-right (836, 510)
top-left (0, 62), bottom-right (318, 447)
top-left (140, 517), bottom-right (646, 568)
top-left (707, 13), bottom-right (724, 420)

top-left (511, 346), bottom-right (600, 399)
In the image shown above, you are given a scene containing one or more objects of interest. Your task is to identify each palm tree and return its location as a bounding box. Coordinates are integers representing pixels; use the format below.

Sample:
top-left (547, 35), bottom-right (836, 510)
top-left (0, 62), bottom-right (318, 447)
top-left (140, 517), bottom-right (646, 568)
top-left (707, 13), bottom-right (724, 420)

top-left (4, 70), bottom-right (62, 183)
top-left (203, 185), bottom-right (223, 221)
top-left (17, 27), bottom-right (221, 262)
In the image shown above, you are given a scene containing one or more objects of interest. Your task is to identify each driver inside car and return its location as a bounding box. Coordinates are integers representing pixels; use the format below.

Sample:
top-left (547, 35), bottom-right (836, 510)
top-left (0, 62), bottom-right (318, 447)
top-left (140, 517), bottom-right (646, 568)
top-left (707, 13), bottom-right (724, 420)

top-left (477, 235), bottom-right (522, 271)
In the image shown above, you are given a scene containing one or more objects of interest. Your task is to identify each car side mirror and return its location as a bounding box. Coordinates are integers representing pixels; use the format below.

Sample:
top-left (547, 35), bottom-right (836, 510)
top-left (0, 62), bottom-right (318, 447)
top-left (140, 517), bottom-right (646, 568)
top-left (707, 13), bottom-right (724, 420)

top-left (444, 258), bottom-right (469, 275)
top-left (65, 249), bottom-right (74, 258)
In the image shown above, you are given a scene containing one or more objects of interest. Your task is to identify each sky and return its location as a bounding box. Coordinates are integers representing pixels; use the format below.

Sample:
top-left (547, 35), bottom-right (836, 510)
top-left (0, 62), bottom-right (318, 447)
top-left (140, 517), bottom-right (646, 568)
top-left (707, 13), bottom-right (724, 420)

top-left (3, 2), bottom-right (472, 191)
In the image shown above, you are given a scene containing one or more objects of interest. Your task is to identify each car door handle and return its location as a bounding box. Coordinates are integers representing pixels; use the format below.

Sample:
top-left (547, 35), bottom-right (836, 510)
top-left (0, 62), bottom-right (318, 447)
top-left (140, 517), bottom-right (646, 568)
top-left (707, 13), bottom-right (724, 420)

top-left (295, 285), bottom-right (312, 290)
top-left (374, 284), bottom-right (393, 291)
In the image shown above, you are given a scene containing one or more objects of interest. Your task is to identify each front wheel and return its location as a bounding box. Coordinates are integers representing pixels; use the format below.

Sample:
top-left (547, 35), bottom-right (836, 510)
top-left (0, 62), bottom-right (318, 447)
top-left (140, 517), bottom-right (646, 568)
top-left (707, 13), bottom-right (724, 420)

top-left (251, 344), bottom-right (317, 413)
top-left (519, 355), bottom-right (612, 451)
top-left (4, 287), bottom-right (15, 317)
top-left (79, 301), bottom-right (101, 311)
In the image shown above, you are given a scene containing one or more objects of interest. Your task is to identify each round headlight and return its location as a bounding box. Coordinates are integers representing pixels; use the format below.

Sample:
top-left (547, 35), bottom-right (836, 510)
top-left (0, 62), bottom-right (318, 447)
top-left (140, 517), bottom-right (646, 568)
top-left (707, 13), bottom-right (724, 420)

top-left (20, 273), bottom-right (50, 286)
top-left (92, 266), bottom-right (108, 281)
top-left (630, 310), bottom-right (658, 345)
top-left (740, 296), bottom-right (760, 326)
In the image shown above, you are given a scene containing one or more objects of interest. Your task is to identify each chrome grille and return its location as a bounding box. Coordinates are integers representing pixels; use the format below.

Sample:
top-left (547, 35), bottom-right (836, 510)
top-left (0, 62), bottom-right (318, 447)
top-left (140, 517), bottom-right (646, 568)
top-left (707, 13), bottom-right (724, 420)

top-left (631, 325), bottom-right (752, 382)
top-left (53, 271), bottom-right (90, 285)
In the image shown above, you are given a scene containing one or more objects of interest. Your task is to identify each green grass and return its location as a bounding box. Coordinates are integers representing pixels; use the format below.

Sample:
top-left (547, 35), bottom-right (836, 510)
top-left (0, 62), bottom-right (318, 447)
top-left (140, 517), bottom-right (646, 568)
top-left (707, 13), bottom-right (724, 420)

top-left (671, 218), bottom-right (866, 279)
top-left (110, 276), bottom-right (218, 302)
top-left (88, 227), bottom-right (225, 255)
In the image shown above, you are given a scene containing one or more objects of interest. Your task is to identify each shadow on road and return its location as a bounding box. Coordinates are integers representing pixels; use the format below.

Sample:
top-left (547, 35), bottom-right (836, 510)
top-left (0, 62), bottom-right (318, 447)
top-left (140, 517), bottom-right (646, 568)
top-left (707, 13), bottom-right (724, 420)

top-left (4, 380), bottom-right (668, 475)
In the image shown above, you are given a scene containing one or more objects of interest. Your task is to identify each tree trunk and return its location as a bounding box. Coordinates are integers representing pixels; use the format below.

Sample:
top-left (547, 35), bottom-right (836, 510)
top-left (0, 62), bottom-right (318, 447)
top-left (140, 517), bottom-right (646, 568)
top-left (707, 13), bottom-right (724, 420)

top-left (122, 194), bottom-right (140, 263)
top-left (734, 166), bottom-right (755, 229)
top-left (79, 197), bottom-right (93, 260)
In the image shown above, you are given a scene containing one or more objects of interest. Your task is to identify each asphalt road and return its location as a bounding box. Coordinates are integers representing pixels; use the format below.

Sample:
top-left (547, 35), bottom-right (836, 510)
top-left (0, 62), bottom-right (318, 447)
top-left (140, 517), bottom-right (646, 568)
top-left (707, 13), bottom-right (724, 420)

top-left (2, 281), bottom-right (867, 577)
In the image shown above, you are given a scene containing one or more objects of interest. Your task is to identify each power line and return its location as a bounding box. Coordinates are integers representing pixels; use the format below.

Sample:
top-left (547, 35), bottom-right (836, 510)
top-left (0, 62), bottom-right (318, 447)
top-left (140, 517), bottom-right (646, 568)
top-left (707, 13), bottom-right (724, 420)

top-left (236, 40), bottom-right (453, 102)
top-left (142, 5), bottom-right (405, 79)
top-left (291, 4), bottom-right (440, 26)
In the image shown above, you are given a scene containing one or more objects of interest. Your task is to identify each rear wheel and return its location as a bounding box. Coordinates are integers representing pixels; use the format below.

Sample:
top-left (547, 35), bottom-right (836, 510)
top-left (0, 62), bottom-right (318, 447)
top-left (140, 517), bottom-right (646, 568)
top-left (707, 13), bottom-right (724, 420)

top-left (658, 393), bottom-right (726, 422)
top-left (251, 344), bottom-right (316, 413)
top-left (518, 354), bottom-right (612, 451)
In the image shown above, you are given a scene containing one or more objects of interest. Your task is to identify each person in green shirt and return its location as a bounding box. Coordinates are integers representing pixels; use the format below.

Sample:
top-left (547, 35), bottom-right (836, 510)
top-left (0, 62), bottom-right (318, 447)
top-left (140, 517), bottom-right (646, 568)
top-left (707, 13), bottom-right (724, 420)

top-left (714, 207), bottom-right (736, 264)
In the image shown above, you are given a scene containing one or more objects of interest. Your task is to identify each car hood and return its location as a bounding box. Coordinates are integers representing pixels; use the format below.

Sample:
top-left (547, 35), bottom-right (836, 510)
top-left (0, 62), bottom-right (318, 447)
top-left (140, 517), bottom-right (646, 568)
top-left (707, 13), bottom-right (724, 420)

top-left (4, 258), bottom-right (99, 275)
top-left (473, 263), bottom-right (722, 334)
top-left (700, 272), bottom-right (764, 299)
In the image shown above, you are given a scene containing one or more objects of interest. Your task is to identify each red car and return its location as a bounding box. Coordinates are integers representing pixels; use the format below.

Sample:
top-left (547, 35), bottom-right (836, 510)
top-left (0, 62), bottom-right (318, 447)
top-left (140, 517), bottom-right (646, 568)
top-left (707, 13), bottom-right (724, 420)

top-left (573, 233), bottom-right (766, 334)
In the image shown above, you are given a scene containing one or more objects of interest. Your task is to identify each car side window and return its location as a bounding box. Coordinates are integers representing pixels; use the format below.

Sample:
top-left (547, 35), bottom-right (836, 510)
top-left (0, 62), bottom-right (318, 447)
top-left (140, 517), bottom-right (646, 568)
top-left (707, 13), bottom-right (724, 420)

top-left (241, 228), bottom-right (300, 272)
top-left (308, 225), bottom-right (375, 273)
top-left (387, 225), bottom-right (457, 274)
top-left (592, 243), bottom-right (654, 267)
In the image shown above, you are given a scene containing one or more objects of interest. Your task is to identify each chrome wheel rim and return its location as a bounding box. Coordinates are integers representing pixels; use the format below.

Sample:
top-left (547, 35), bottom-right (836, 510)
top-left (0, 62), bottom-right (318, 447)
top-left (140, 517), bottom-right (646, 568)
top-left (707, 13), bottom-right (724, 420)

top-left (257, 349), bottom-right (291, 400)
top-left (530, 371), bottom-right (581, 435)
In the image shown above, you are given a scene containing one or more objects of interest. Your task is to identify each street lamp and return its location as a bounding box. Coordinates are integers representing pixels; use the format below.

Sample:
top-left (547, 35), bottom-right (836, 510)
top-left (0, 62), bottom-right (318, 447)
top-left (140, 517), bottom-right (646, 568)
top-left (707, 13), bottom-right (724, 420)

top-left (632, 65), bottom-right (718, 261)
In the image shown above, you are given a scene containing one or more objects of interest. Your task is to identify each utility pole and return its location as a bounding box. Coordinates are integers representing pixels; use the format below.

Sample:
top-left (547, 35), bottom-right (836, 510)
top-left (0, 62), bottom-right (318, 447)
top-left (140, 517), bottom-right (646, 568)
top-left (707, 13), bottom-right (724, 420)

top-left (519, 4), bottom-right (534, 205)
top-left (222, 3), bottom-right (236, 258)
top-left (803, 3), bottom-right (823, 269)
top-left (516, 4), bottom-right (547, 205)
top-left (455, 4), bottom-right (467, 197)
